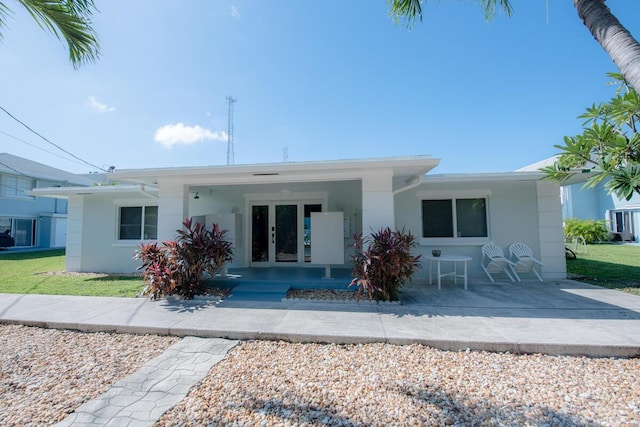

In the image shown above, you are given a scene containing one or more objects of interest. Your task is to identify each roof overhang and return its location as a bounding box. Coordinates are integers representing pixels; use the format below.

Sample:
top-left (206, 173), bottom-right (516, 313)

top-left (29, 184), bottom-right (159, 199)
top-left (110, 156), bottom-right (441, 188)
top-left (422, 171), bottom-right (547, 183)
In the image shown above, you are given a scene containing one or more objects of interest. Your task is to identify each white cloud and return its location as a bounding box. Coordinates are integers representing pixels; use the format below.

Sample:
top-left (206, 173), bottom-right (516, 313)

top-left (154, 123), bottom-right (228, 148)
top-left (87, 96), bottom-right (115, 112)
top-left (230, 6), bottom-right (239, 17)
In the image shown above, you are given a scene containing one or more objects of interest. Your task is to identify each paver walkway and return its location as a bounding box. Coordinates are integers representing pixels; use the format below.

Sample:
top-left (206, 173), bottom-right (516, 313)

top-left (55, 337), bottom-right (238, 427)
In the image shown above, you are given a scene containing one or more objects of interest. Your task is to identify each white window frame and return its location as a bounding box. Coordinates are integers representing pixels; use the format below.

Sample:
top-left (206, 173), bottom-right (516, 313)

top-left (417, 190), bottom-right (491, 246)
top-left (1, 174), bottom-right (35, 199)
top-left (115, 204), bottom-right (158, 243)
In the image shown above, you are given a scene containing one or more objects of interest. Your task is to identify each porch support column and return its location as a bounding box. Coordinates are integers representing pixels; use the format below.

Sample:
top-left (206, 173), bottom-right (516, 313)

top-left (157, 180), bottom-right (188, 242)
top-left (361, 170), bottom-right (395, 236)
top-left (65, 195), bottom-right (84, 272)
top-left (536, 180), bottom-right (566, 279)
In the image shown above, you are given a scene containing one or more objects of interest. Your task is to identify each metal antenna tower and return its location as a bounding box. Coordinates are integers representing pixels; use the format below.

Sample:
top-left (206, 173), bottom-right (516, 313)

top-left (226, 96), bottom-right (236, 165)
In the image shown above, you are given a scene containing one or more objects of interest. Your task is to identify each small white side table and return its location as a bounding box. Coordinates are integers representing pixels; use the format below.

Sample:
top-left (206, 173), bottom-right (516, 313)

top-left (427, 255), bottom-right (472, 290)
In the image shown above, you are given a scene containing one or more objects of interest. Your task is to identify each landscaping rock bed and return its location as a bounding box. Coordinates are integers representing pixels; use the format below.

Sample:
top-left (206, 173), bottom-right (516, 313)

top-left (285, 288), bottom-right (401, 304)
top-left (157, 340), bottom-right (640, 427)
top-left (0, 325), bottom-right (179, 426)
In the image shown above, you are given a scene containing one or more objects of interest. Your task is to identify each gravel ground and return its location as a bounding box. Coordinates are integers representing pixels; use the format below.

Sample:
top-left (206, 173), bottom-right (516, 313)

top-left (2, 325), bottom-right (639, 427)
top-left (0, 324), bottom-right (180, 426)
top-left (157, 341), bottom-right (640, 427)
top-left (286, 289), bottom-right (360, 302)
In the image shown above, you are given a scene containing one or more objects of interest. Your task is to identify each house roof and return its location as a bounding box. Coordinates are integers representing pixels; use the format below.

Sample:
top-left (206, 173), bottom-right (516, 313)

top-left (110, 155), bottom-right (441, 188)
top-left (517, 155), bottom-right (601, 186)
top-left (0, 153), bottom-right (97, 186)
top-left (422, 171), bottom-right (547, 183)
top-left (515, 156), bottom-right (559, 172)
top-left (29, 184), bottom-right (159, 199)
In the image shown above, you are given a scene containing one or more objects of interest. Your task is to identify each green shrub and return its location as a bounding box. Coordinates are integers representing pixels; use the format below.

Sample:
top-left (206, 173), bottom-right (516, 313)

top-left (135, 218), bottom-right (233, 299)
top-left (564, 218), bottom-right (609, 244)
top-left (350, 227), bottom-right (421, 302)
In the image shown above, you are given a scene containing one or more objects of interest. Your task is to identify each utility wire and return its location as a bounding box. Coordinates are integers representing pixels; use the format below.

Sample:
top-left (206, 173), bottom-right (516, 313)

top-left (0, 161), bottom-right (34, 196)
top-left (0, 160), bottom-right (30, 177)
top-left (0, 129), bottom-right (90, 170)
top-left (0, 106), bottom-right (107, 172)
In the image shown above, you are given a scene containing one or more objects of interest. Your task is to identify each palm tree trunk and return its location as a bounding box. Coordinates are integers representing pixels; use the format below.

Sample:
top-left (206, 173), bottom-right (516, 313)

top-left (575, 0), bottom-right (640, 90)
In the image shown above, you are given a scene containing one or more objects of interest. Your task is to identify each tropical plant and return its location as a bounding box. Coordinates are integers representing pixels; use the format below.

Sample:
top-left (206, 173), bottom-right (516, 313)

top-left (387, 0), bottom-right (640, 93)
top-left (350, 227), bottom-right (421, 302)
top-left (135, 218), bottom-right (234, 300)
top-left (541, 73), bottom-right (640, 200)
top-left (564, 218), bottom-right (610, 244)
top-left (135, 241), bottom-right (180, 300)
top-left (349, 244), bottom-right (382, 302)
top-left (0, 0), bottom-right (100, 68)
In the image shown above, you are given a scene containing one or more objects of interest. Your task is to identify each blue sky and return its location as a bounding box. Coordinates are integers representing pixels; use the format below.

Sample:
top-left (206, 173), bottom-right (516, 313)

top-left (1, 1), bottom-right (639, 175)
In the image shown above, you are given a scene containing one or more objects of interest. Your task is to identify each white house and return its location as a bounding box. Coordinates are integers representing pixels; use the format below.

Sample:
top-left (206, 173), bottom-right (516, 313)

top-left (32, 155), bottom-right (566, 281)
top-left (518, 157), bottom-right (640, 243)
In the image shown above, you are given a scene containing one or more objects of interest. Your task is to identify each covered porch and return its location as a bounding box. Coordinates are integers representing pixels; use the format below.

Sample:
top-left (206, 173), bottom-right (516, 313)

top-left (114, 156), bottom-right (440, 270)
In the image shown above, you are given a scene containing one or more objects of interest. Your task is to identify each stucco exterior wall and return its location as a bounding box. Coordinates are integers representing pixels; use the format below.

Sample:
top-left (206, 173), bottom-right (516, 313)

top-left (75, 193), bottom-right (157, 273)
top-left (395, 179), bottom-right (565, 281)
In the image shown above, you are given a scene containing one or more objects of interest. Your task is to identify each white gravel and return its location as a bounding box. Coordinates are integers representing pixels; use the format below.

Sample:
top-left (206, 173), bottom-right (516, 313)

top-left (157, 341), bottom-right (640, 427)
top-left (2, 325), bottom-right (639, 426)
top-left (0, 324), bottom-right (179, 426)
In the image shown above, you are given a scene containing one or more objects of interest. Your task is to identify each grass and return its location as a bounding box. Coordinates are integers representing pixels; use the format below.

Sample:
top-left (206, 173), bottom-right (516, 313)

top-left (566, 243), bottom-right (640, 295)
top-left (1, 244), bottom-right (639, 298)
top-left (0, 249), bottom-right (143, 297)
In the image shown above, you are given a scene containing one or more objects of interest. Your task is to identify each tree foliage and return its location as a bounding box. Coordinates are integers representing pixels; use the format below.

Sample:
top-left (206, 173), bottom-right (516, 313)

top-left (388, 0), bottom-right (512, 26)
top-left (541, 73), bottom-right (640, 200)
top-left (0, 0), bottom-right (100, 68)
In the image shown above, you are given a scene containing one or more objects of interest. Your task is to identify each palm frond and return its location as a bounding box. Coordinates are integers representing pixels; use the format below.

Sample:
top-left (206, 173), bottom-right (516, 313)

top-left (15, 0), bottom-right (99, 68)
top-left (388, 0), bottom-right (512, 27)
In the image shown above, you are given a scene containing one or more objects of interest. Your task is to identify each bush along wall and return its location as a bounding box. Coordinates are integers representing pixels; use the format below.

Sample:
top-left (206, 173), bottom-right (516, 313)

top-left (135, 218), bottom-right (233, 300)
top-left (350, 227), bottom-right (421, 302)
top-left (564, 218), bottom-right (610, 243)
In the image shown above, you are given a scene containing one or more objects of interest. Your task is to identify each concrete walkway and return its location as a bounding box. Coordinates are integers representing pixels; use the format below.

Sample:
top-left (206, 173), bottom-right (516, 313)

top-left (55, 337), bottom-right (238, 427)
top-left (1, 278), bottom-right (639, 357)
top-left (2, 279), bottom-right (640, 425)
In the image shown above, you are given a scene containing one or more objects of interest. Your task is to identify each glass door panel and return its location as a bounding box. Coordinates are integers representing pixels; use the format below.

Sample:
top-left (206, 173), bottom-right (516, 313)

top-left (14, 218), bottom-right (35, 247)
top-left (275, 204), bottom-right (297, 262)
top-left (304, 204), bottom-right (322, 262)
top-left (251, 205), bottom-right (269, 262)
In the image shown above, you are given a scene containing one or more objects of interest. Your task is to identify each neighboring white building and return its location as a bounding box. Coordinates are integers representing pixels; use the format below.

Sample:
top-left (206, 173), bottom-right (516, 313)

top-left (0, 153), bottom-right (97, 249)
top-left (518, 157), bottom-right (639, 243)
top-left (33, 155), bottom-right (566, 280)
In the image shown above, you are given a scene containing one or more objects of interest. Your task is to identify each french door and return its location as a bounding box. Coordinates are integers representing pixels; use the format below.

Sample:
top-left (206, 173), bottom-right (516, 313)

top-left (250, 202), bottom-right (322, 265)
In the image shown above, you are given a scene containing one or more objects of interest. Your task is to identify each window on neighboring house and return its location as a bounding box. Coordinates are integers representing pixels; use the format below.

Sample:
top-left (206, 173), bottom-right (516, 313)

top-left (118, 206), bottom-right (158, 240)
top-left (13, 218), bottom-right (36, 246)
top-left (421, 198), bottom-right (488, 239)
top-left (2, 174), bottom-right (34, 198)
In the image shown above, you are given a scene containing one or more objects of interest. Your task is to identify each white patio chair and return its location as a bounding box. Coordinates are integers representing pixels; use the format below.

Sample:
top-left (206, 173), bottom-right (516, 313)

top-left (508, 242), bottom-right (544, 282)
top-left (481, 243), bottom-right (517, 283)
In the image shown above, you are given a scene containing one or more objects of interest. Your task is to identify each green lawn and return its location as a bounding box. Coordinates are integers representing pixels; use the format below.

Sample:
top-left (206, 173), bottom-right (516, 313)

top-left (0, 245), bottom-right (638, 298)
top-left (566, 243), bottom-right (640, 295)
top-left (0, 249), bottom-right (143, 297)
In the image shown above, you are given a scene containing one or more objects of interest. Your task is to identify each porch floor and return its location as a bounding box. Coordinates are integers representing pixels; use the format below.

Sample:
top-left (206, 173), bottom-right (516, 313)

top-left (209, 267), bottom-right (355, 302)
